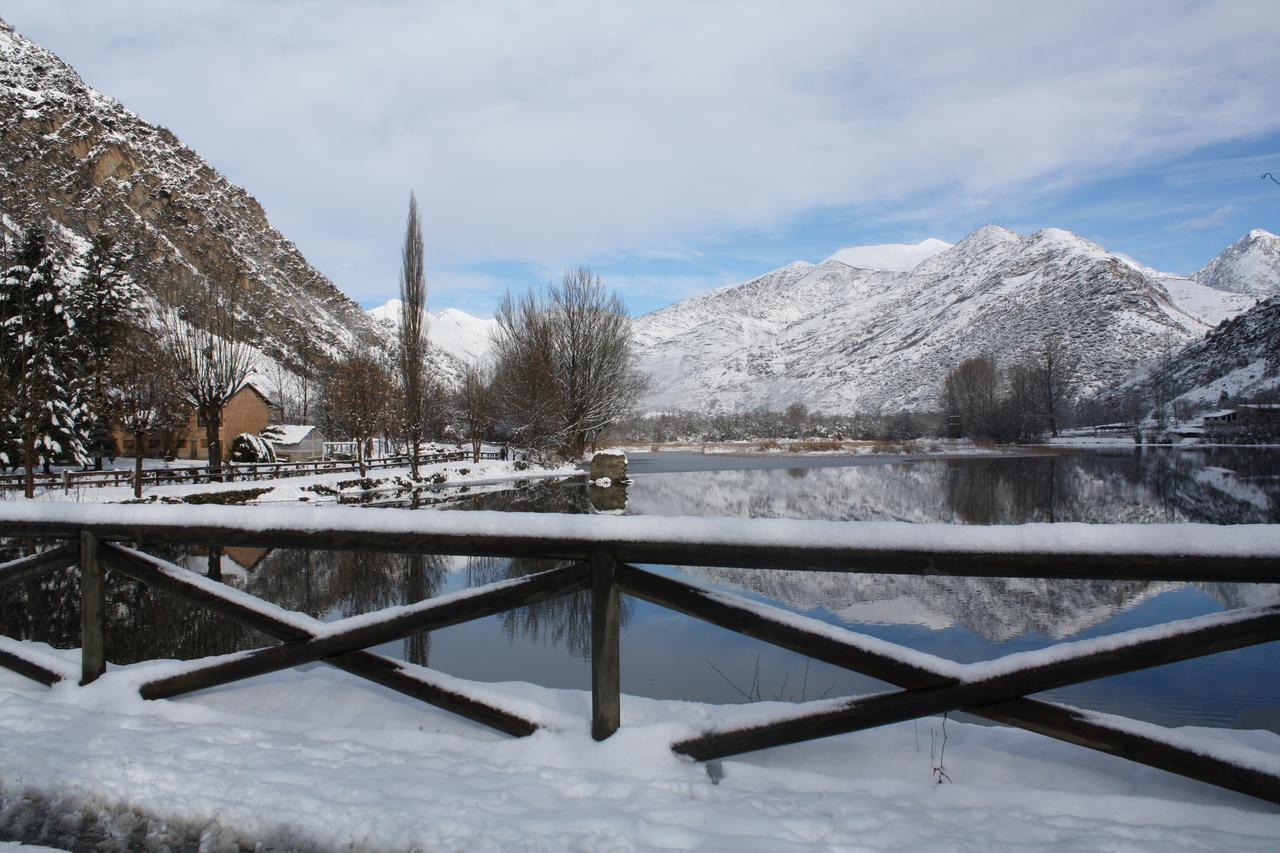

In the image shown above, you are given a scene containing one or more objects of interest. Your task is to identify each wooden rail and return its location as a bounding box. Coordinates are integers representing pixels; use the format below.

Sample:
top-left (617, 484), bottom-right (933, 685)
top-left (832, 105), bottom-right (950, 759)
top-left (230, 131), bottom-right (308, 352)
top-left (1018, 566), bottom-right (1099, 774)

top-left (0, 451), bottom-right (504, 492)
top-left (1, 505), bottom-right (1278, 805)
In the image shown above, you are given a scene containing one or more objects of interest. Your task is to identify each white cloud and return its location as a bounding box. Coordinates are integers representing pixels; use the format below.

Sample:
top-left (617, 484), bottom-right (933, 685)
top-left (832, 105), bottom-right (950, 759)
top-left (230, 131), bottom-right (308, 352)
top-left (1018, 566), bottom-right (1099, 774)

top-left (5, 0), bottom-right (1279, 303)
top-left (1169, 204), bottom-right (1240, 232)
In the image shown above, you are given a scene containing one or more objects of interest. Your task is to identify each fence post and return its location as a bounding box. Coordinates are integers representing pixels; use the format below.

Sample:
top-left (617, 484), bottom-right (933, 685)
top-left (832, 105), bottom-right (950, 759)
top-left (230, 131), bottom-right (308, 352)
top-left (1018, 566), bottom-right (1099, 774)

top-left (591, 550), bottom-right (621, 740)
top-left (62, 471), bottom-right (71, 493)
top-left (80, 531), bottom-right (106, 685)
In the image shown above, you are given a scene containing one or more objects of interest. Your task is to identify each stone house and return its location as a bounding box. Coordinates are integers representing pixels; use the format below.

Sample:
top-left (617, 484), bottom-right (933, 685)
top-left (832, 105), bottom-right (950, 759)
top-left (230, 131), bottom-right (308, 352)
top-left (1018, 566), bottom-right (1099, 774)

top-left (114, 383), bottom-right (274, 461)
top-left (180, 383), bottom-right (273, 460)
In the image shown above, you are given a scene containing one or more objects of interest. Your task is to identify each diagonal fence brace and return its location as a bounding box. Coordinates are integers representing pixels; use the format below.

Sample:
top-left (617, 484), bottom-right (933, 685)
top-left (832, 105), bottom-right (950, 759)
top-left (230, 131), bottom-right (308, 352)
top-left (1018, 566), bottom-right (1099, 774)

top-left (134, 560), bottom-right (590, 700)
top-left (674, 604), bottom-right (1280, 759)
top-left (619, 564), bottom-right (1280, 805)
top-left (102, 543), bottom-right (583, 736)
top-left (0, 543), bottom-right (78, 591)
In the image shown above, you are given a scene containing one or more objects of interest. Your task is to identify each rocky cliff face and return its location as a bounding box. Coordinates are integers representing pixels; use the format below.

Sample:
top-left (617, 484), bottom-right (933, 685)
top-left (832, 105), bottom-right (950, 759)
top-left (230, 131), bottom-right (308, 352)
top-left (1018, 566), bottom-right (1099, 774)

top-left (0, 17), bottom-right (380, 370)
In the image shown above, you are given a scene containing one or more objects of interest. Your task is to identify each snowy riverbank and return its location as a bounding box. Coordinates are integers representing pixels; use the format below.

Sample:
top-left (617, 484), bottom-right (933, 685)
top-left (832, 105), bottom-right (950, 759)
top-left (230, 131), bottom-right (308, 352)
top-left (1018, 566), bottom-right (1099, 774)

top-left (1, 649), bottom-right (1278, 851)
top-left (3, 457), bottom-right (581, 506)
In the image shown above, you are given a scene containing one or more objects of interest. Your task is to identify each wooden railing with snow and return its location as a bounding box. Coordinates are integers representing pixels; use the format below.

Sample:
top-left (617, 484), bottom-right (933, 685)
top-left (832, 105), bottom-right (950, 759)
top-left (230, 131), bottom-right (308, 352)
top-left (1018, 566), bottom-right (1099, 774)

top-left (0, 450), bottom-right (503, 492)
top-left (1, 505), bottom-right (1278, 804)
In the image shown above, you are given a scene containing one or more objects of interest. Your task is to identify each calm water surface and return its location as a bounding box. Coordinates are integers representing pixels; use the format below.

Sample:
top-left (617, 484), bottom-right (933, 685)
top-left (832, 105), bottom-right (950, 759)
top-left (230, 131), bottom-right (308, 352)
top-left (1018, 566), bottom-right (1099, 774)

top-left (4, 447), bottom-right (1278, 731)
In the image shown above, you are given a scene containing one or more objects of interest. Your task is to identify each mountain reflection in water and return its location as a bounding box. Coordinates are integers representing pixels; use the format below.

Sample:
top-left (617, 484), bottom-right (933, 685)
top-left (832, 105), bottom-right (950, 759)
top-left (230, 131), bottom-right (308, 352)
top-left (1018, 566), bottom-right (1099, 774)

top-left (2, 448), bottom-right (1277, 728)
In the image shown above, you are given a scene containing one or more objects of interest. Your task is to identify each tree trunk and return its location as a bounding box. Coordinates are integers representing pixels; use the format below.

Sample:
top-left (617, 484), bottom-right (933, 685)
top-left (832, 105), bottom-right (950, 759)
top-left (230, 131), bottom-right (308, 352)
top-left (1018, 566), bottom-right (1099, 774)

top-left (206, 406), bottom-right (222, 482)
top-left (409, 428), bottom-right (421, 479)
top-left (472, 438), bottom-right (481, 464)
top-left (134, 430), bottom-right (145, 499)
top-left (22, 429), bottom-right (35, 499)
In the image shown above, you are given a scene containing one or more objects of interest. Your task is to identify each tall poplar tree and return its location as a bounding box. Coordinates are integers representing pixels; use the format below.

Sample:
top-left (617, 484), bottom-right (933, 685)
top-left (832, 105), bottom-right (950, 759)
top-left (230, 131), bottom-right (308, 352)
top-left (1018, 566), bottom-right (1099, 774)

top-left (397, 192), bottom-right (430, 477)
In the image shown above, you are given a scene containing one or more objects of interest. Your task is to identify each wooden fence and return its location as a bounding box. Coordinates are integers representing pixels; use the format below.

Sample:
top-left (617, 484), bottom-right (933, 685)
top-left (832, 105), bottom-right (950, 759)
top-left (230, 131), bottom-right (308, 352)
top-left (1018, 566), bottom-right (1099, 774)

top-left (0, 505), bottom-right (1278, 804)
top-left (0, 451), bottom-right (504, 493)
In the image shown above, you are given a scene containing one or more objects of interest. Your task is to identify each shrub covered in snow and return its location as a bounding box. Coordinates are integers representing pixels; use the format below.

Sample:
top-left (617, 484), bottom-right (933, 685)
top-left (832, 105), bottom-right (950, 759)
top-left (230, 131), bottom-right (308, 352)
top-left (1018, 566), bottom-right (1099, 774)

top-left (230, 432), bottom-right (277, 464)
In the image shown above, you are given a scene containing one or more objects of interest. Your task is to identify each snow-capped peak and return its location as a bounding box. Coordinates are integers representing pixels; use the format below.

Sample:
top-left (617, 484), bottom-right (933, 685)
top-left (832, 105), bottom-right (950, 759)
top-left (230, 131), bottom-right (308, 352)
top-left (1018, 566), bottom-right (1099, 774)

top-left (824, 237), bottom-right (952, 272)
top-left (366, 299), bottom-right (497, 365)
top-left (1194, 228), bottom-right (1280, 299)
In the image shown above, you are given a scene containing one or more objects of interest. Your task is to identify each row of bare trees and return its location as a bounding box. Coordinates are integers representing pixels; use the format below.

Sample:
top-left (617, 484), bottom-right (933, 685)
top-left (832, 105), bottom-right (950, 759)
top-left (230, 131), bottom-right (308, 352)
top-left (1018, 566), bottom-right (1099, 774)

top-left (943, 336), bottom-right (1077, 443)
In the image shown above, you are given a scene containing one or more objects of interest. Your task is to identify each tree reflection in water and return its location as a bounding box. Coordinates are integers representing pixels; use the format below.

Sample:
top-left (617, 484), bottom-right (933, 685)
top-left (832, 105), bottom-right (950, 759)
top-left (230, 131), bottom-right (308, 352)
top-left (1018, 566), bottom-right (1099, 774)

top-left (466, 555), bottom-right (631, 659)
top-left (0, 544), bottom-right (447, 667)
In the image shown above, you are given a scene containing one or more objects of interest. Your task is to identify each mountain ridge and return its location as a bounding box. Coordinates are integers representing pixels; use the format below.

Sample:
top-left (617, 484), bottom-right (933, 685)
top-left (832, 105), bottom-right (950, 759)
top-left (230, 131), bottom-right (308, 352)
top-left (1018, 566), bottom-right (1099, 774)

top-left (628, 224), bottom-right (1267, 415)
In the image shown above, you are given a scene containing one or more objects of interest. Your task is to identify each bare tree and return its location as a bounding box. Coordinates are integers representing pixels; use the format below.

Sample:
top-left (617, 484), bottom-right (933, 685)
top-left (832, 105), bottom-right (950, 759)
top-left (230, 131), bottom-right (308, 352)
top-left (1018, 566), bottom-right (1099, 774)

top-left (294, 325), bottom-right (319, 424)
top-left (162, 272), bottom-right (256, 481)
top-left (324, 344), bottom-right (394, 477)
top-left (944, 355), bottom-right (1000, 440)
top-left (264, 358), bottom-right (296, 424)
top-left (1033, 334), bottom-right (1076, 437)
top-left (491, 289), bottom-right (563, 451)
top-left (491, 267), bottom-right (645, 457)
top-left (1151, 330), bottom-right (1177, 429)
top-left (109, 327), bottom-right (189, 498)
top-left (458, 361), bottom-right (492, 463)
top-left (397, 192), bottom-right (430, 477)
top-left (1003, 362), bottom-right (1042, 442)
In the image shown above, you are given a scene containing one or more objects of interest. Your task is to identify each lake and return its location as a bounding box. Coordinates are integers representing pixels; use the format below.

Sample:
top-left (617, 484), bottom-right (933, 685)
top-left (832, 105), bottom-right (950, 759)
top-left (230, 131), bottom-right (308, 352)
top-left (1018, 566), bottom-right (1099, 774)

top-left (3, 446), bottom-right (1278, 731)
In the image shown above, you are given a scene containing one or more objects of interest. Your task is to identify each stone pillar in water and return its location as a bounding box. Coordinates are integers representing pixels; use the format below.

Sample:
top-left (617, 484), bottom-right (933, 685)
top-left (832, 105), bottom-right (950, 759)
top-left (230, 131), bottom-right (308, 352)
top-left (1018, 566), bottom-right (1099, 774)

top-left (589, 449), bottom-right (627, 483)
top-left (589, 450), bottom-right (628, 513)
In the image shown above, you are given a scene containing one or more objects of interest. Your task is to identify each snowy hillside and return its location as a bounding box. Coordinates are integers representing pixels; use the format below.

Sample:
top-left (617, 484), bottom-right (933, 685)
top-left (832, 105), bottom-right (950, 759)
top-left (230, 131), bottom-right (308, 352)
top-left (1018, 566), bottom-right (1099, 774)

top-left (1157, 275), bottom-right (1259, 328)
top-left (825, 237), bottom-right (952, 272)
top-left (1103, 231), bottom-right (1280, 409)
top-left (1110, 295), bottom-right (1280, 408)
top-left (1193, 229), bottom-right (1280, 299)
top-left (0, 18), bottom-right (382, 370)
top-left (633, 226), bottom-right (1225, 414)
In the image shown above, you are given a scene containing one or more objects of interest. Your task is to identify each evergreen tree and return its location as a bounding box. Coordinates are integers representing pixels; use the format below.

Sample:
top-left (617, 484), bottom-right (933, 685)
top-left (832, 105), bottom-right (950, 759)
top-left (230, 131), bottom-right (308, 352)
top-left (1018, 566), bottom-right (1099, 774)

top-left (0, 223), bottom-right (89, 496)
top-left (70, 234), bottom-right (142, 468)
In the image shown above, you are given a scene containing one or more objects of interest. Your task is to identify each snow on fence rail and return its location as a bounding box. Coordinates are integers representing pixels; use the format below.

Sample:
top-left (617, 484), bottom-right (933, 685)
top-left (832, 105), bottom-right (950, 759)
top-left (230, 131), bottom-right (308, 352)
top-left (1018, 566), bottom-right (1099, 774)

top-left (0, 505), bottom-right (1278, 804)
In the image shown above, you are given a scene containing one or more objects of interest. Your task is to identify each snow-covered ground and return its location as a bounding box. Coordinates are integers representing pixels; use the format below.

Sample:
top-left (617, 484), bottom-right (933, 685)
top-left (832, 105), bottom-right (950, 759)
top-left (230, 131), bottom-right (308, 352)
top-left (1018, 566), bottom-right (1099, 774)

top-left (2, 648), bottom-right (1278, 852)
top-left (6, 457), bottom-right (580, 506)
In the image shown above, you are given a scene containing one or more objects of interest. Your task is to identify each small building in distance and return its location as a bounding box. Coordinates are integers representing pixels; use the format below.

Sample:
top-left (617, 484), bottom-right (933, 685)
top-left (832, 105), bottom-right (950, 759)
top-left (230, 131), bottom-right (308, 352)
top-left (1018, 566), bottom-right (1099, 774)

top-left (265, 424), bottom-right (326, 462)
top-left (1201, 404), bottom-right (1280, 441)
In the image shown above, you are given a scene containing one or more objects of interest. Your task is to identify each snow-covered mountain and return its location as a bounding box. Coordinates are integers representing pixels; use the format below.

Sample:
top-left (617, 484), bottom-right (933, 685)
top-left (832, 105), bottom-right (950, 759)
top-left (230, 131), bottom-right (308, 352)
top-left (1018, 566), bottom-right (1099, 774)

top-left (367, 300), bottom-right (497, 365)
top-left (825, 237), bottom-right (952, 272)
top-left (1153, 275), bottom-right (1258, 327)
top-left (0, 17), bottom-right (382, 371)
top-left (1193, 228), bottom-right (1280, 298)
top-left (1110, 294), bottom-right (1280, 408)
top-left (1102, 231), bottom-right (1280, 409)
top-left (632, 226), bottom-right (1236, 414)
top-left (366, 299), bottom-right (497, 387)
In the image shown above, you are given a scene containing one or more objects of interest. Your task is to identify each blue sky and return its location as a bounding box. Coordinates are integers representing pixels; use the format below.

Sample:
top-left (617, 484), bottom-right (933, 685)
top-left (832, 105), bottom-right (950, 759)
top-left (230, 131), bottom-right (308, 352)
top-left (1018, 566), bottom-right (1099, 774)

top-left (5, 1), bottom-right (1278, 316)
